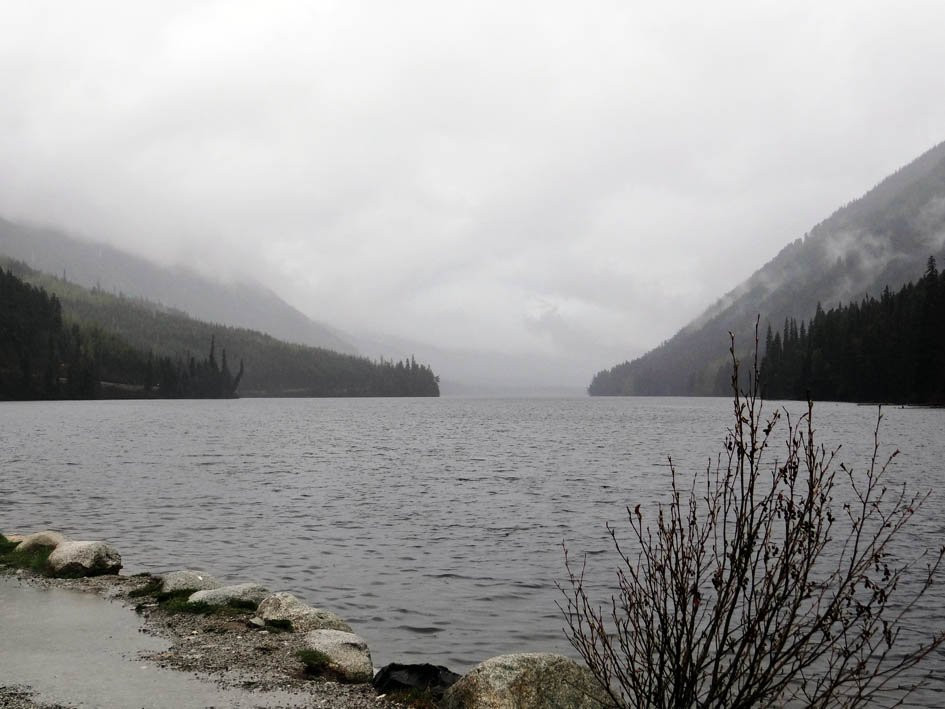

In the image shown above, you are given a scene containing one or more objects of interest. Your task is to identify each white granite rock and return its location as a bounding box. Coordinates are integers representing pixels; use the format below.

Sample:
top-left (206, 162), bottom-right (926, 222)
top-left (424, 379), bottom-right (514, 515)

top-left (302, 629), bottom-right (373, 683)
top-left (47, 541), bottom-right (122, 577)
top-left (188, 583), bottom-right (268, 607)
top-left (161, 570), bottom-right (221, 593)
top-left (258, 592), bottom-right (352, 632)
top-left (441, 652), bottom-right (608, 709)
top-left (16, 531), bottom-right (67, 552)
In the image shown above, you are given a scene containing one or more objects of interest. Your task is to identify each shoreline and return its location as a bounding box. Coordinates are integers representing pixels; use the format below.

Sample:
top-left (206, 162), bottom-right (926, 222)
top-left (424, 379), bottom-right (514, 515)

top-left (0, 570), bottom-right (397, 709)
top-left (1, 531), bottom-right (606, 709)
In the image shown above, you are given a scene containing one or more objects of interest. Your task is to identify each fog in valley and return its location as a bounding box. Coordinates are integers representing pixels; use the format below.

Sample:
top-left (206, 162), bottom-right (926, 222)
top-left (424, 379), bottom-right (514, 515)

top-left (2, 1), bottom-right (945, 391)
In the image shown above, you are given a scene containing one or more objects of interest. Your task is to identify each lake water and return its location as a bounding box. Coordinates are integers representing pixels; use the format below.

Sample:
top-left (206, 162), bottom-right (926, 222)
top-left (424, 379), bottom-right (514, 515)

top-left (2, 396), bottom-right (944, 690)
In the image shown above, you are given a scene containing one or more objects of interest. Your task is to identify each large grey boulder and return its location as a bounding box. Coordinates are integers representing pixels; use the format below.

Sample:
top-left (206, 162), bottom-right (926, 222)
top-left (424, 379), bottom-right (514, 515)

top-left (17, 531), bottom-right (67, 552)
top-left (441, 653), bottom-right (608, 709)
top-left (47, 541), bottom-right (122, 577)
top-left (257, 591), bottom-right (352, 632)
top-left (302, 629), bottom-right (373, 683)
top-left (161, 570), bottom-right (221, 593)
top-left (188, 583), bottom-right (268, 607)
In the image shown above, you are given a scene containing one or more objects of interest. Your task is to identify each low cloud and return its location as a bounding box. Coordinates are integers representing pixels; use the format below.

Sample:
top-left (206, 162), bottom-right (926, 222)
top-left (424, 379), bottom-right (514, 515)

top-left (1, 1), bottom-right (945, 383)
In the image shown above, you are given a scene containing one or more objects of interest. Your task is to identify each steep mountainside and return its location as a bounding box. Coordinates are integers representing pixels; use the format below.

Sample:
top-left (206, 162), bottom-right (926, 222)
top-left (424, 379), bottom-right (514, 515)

top-left (0, 218), bottom-right (356, 354)
top-left (590, 140), bottom-right (945, 395)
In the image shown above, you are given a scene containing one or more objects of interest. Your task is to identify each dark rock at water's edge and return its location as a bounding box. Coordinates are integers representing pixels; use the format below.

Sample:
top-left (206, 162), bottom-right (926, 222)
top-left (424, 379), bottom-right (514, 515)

top-left (373, 662), bottom-right (461, 698)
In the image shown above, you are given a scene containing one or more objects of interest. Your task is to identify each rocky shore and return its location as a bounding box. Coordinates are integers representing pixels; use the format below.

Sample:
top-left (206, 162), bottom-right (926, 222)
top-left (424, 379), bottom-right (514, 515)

top-left (0, 530), bottom-right (607, 709)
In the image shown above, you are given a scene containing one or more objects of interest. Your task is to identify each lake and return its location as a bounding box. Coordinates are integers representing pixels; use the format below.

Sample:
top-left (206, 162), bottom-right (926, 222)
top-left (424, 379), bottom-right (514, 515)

top-left (2, 396), bottom-right (943, 688)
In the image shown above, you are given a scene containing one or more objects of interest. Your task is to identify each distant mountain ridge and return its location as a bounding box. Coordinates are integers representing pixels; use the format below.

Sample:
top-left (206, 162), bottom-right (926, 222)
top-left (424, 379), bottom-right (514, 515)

top-left (590, 139), bottom-right (945, 395)
top-left (0, 216), bottom-right (589, 395)
top-left (0, 217), bottom-right (357, 355)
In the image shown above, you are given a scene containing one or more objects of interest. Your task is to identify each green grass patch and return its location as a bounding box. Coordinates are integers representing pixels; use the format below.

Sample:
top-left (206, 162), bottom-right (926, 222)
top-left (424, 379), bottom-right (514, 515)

top-left (126, 581), bottom-right (201, 604)
top-left (227, 598), bottom-right (259, 612)
top-left (160, 596), bottom-right (215, 614)
top-left (0, 535), bottom-right (53, 574)
top-left (128, 577), bottom-right (163, 598)
top-left (264, 618), bottom-right (294, 632)
top-left (296, 649), bottom-right (333, 676)
top-left (385, 688), bottom-right (439, 708)
top-left (155, 591), bottom-right (258, 616)
top-left (155, 588), bottom-right (199, 603)
top-left (0, 535), bottom-right (19, 555)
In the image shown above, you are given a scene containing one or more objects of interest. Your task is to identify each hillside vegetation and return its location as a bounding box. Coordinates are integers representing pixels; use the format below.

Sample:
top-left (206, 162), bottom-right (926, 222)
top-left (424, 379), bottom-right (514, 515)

top-left (3, 259), bottom-right (439, 397)
top-left (0, 266), bottom-right (240, 399)
top-left (590, 140), bottom-right (945, 396)
top-left (760, 258), bottom-right (945, 404)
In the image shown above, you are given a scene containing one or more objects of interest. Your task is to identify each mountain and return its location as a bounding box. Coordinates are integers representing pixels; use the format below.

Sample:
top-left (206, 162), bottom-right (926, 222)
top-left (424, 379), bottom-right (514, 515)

top-left (590, 139), bottom-right (945, 396)
top-left (3, 259), bottom-right (439, 397)
top-left (0, 216), bottom-right (585, 396)
top-left (0, 217), bottom-right (357, 355)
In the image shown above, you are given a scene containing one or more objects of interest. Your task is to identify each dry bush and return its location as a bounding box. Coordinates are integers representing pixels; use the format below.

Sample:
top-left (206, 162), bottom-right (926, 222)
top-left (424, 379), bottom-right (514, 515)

top-left (561, 329), bottom-right (945, 708)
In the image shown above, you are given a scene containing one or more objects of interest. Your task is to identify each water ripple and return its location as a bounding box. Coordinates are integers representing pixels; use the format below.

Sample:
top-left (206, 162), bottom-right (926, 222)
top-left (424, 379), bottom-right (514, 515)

top-left (1, 396), bottom-right (943, 686)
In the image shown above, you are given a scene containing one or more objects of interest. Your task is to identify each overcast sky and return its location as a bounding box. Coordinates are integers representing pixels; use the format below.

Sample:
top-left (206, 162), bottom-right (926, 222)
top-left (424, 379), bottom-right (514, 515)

top-left (2, 1), bottom-right (945, 376)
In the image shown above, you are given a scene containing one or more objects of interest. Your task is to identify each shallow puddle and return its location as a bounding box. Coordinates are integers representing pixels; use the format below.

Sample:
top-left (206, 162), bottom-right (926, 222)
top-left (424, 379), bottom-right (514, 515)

top-left (0, 576), bottom-right (310, 708)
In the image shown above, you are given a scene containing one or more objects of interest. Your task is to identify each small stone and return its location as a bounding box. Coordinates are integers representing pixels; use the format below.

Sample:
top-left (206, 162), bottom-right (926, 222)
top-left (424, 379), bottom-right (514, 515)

top-left (303, 629), bottom-right (373, 684)
top-left (188, 583), bottom-right (268, 607)
top-left (248, 617), bottom-right (266, 628)
top-left (258, 591), bottom-right (353, 633)
top-left (47, 541), bottom-right (122, 577)
top-left (161, 570), bottom-right (221, 593)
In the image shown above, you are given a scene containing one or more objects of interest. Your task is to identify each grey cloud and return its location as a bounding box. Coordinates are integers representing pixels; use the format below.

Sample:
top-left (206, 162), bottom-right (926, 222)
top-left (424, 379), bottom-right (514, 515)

top-left (2, 1), bottom-right (945, 386)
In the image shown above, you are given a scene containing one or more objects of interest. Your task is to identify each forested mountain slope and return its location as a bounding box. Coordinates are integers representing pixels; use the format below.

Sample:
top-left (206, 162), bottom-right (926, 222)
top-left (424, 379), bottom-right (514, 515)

top-left (590, 139), bottom-right (945, 395)
top-left (0, 267), bottom-right (241, 400)
top-left (0, 218), bottom-right (356, 354)
top-left (4, 260), bottom-right (439, 397)
top-left (760, 259), bottom-right (945, 404)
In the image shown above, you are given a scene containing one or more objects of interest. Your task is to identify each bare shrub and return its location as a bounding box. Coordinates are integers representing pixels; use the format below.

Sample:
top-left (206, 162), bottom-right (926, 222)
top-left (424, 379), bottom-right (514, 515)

top-left (561, 329), bottom-right (945, 707)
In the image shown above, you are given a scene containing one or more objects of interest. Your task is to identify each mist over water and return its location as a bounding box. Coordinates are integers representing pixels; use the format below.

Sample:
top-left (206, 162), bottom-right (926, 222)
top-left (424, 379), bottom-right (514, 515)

top-left (1, 397), bottom-right (943, 687)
